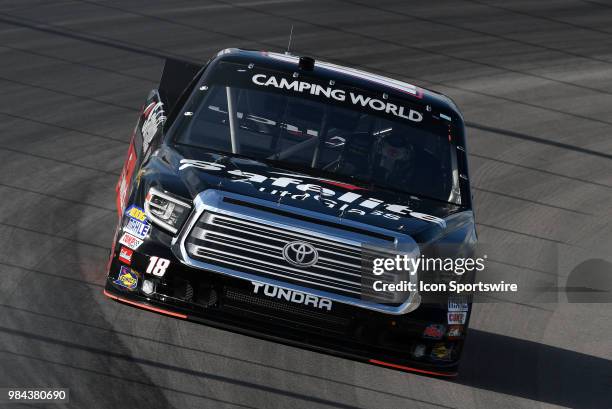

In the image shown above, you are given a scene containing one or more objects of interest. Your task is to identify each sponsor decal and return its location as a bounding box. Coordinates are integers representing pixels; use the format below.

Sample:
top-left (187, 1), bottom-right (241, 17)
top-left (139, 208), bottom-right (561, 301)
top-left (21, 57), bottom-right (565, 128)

top-left (446, 325), bottom-right (463, 339)
top-left (135, 168), bottom-right (145, 186)
top-left (422, 324), bottom-right (446, 340)
top-left (124, 217), bottom-right (151, 239)
top-left (118, 246), bottom-right (133, 264)
top-left (141, 101), bottom-right (166, 153)
top-left (119, 232), bottom-right (143, 250)
top-left (146, 256), bottom-right (170, 277)
top-left (270, 172), bottom-right (368, 192)
top-left (447, 311), bottom-right (467, 325)
top-left (252, 282), bottom-right (332, 311)
top-left (412, 344), bottom-right (426, 358)
top-left (178, 159), bottom-right (446, 227)
top-left (448, 296), bottom-right (469, 312)
top-left (116, 142), bottom-right (137, 216)
top-left (430, 343), bottom-right (453, 361)
top-left (114, 266), bottom-right (138, 290)
top-left (251, 74), bottom-right (423, 123)
top-left (125, 205), bottom-right (147, 222)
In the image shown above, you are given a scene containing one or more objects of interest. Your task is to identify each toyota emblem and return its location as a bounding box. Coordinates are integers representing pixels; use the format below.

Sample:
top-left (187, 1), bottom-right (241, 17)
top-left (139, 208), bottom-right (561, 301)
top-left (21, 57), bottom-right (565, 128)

top-left (282, 241), bottom-right (318, 267)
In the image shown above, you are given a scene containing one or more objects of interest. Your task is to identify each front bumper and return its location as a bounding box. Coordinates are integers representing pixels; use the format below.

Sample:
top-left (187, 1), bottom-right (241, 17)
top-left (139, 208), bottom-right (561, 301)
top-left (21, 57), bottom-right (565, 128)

top-left (105, 246), bottom-right (468, 377)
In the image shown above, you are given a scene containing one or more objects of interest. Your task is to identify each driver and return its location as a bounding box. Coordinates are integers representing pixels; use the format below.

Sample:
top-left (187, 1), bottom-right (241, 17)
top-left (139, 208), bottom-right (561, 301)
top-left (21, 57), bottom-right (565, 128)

top-left (374, 131), bottom-right (414, 184)
top-left (334, 132), bottom-right (374, 180)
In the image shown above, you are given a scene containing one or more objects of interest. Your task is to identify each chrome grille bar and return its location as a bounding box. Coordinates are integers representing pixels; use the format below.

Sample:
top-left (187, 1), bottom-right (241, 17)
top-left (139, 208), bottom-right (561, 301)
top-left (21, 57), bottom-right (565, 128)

top-left (186, 215), bottom-right (363, 297)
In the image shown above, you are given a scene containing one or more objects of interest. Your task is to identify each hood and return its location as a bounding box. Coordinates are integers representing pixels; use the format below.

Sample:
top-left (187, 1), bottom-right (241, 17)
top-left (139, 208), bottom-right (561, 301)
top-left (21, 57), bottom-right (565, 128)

top-left (155, 145), bottom-right (468, 242)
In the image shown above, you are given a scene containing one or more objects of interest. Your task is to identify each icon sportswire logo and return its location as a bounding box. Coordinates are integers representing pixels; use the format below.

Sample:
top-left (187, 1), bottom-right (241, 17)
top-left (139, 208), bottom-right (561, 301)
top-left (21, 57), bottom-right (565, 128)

top-left (282, 241), bottom-right (319, 267)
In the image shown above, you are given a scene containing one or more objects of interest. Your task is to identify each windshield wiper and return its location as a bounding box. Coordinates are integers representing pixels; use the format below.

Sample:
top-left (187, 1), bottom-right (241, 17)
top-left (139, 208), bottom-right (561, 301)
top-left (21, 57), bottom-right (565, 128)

top-left (267, 136), bottom-right (319, 161)
top-left (262, 158), bottom-right (372, 187)
top-left (365, 182), bottom-right (462, 207)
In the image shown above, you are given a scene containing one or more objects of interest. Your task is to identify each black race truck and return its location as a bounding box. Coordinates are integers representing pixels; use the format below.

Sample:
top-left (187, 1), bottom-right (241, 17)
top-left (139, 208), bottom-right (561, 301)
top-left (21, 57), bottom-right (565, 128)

top-left (106, 48), bottom-right (476, 377)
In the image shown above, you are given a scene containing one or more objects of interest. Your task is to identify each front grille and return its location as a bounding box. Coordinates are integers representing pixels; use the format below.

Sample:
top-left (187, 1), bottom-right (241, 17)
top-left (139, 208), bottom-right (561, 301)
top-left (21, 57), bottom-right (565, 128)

top-left (185, 212), bottom-right (373, 298)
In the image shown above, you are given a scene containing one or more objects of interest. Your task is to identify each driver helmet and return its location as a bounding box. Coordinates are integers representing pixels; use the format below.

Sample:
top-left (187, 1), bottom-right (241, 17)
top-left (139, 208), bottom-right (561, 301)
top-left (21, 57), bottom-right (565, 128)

top-left (378, 132), bottom-right (413, 174)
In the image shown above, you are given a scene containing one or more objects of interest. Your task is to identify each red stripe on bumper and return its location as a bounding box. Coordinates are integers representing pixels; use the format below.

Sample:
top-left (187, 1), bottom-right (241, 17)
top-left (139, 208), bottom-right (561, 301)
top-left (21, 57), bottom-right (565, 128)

top-left (369, 359), bottom-right (457, 377)
top-left (103, 290), bottom-right (188, 319)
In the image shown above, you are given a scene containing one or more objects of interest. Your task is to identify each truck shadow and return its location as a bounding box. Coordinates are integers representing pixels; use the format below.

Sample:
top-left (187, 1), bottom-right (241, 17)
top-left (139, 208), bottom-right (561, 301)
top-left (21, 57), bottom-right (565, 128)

top-left (457, 329), bottom-right (612, 409)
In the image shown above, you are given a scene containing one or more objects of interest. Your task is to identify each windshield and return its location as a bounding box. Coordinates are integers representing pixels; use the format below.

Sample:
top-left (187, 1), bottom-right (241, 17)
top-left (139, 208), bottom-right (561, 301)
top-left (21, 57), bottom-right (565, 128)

top-left (172, 61), bottom-right (462, 205)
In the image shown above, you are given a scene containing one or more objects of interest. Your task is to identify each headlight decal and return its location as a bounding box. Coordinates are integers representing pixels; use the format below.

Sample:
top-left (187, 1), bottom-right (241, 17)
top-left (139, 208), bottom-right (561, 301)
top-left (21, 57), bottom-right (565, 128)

top-left (144, 187), bottom-right (192, 234)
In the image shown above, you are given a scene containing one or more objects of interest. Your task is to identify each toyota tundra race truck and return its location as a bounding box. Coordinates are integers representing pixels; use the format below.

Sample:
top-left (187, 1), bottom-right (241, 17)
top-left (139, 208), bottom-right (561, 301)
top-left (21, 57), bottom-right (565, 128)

top-left (105, 48), bottom-right (477, 377)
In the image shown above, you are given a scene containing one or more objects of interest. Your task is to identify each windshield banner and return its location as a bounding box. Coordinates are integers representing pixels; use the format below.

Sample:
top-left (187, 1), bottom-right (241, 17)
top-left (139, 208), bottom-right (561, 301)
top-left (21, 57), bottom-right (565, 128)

top-left (251, 74), bottom-right (423, 123)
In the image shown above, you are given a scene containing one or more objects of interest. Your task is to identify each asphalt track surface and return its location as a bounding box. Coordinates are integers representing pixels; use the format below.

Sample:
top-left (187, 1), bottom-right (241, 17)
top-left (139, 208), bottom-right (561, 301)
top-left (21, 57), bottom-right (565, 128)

top-left (1, 1), bottom-right (611, 408)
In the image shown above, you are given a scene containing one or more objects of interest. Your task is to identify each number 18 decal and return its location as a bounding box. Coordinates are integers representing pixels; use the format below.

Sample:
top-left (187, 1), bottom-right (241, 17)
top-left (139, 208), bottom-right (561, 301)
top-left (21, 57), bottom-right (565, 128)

top-left (147, 256), bottom-right (170, 276)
